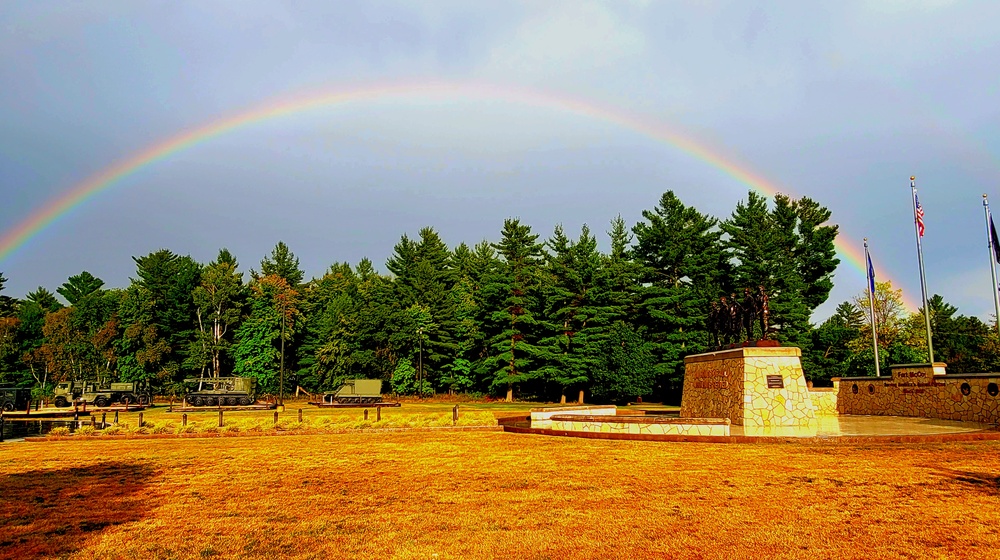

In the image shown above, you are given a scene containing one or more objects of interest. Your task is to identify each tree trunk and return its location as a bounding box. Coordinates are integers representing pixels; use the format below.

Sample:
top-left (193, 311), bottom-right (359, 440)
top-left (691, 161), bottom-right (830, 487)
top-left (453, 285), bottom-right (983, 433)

top-left (506, 386), bottom-right (513, 403)
top-left (578, 389), bottom-right (584, 404)
top-left (560, 392), bottom-right (566, 404)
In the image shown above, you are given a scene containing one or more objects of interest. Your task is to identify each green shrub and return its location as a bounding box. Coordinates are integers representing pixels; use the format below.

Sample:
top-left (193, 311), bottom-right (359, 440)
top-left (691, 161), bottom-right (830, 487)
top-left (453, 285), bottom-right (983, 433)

top-left (175, 423), bottom-right (199, 435)
top-left (456, 411), bottom-right (497, 427)
top-left (152, 423), bottom-right (175, 434)
top-left (77, 425), bottom-right (96, 436)
top-left (102, 425), bottom-right (125, 436)
top-left (429, 414), bottom-right (453, 427)
top-left (49, 426), bottom-right (71, 437)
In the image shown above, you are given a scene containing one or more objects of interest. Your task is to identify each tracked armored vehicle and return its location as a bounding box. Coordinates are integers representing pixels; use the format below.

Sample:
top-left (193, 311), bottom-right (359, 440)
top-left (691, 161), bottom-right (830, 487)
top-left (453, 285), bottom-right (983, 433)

top-left (322, 379), bottom-right (383, 404)
top-left (53, 380), bottom-right (151, 408)
top-left (184, 377), bottom-right (256, 407)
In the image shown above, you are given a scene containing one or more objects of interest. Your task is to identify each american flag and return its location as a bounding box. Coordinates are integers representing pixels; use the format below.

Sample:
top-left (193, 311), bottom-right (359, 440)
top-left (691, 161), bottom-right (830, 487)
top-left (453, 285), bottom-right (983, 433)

top-left (915, 194), bottom-right (925, 237)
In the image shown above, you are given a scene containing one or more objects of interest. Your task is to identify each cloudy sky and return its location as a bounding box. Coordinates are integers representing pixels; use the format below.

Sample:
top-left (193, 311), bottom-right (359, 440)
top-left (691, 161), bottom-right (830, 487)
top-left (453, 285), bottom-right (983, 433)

top-left (2, 1), bottom-right (999, 321)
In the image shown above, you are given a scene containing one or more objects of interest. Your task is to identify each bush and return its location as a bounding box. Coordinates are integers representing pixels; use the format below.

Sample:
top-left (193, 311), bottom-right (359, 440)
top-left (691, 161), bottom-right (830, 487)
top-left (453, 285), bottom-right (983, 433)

top-left (49, 426), bottom-right (71, 437)
top-left (175, 422), bottom-right (199, 435)
top-left (429, 414), bottom-right (453, 427)
top-left (456, 411), bottom-right (497, 427)
top-left (77, 425), bottom-right (97, 436)
top-left (152, 423), bottom-right (175, 435)
top-left (102, 425), bottom-right (125, 436)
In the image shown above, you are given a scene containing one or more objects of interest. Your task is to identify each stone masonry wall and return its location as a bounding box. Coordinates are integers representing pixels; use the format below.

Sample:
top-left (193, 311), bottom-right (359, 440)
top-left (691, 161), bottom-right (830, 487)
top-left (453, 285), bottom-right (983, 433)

top-left (808, 389), bottom-right (838, 415)
top-left (836, 364), bottom-right (1000, 423)
top-left (682, 347), bottom-right (817, 427)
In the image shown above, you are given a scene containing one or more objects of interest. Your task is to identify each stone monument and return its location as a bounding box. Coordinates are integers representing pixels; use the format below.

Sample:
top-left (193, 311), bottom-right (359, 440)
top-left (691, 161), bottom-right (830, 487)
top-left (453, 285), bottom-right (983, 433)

top-left (681, 346), bottom-right (817, 427)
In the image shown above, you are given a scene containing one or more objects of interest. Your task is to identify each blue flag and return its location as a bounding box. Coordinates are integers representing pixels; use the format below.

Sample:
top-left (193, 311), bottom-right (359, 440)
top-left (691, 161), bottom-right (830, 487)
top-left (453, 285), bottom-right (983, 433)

top-left (867, 251), bottom-right (876, 294)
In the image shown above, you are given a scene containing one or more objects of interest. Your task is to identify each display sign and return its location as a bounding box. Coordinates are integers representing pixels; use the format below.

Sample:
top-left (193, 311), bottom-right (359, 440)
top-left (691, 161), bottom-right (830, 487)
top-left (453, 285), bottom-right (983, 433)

top-left (766, 375), bottom-right (784, 389)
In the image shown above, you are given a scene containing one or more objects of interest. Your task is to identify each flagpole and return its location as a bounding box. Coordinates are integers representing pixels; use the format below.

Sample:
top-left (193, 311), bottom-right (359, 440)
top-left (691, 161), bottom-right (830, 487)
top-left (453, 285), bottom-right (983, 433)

top-left (911, 176), bottom-right (934, 364)
top-left (865, 238), bottom-right (881, 377)
top-left (983, 194), bottom-right (1000, 332)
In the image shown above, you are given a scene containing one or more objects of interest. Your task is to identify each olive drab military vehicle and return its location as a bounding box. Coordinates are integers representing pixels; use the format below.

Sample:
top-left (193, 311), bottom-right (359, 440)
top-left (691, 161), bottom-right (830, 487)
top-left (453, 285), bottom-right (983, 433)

top-left (322, 379), bottom-right (383, 404)
top-left (183, 377), bottom-right (256, 407)
top-left (52, 380), bottom-right (151, 408)
top-left (0, 386), bottom-right (32, 412)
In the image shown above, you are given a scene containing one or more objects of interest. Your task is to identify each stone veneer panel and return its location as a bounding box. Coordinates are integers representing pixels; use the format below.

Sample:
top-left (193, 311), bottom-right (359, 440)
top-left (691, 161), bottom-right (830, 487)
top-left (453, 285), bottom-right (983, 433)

top-left (682, 347), bottom-right (817, 427)
top-left (808, 389), bottom-right (838, 416)
top-left (836, 363), bottom-right (1000, 423)
top-left (530, 405), bottom-right (616, 429)
top-left (549, 415), bottom-right (730, 436)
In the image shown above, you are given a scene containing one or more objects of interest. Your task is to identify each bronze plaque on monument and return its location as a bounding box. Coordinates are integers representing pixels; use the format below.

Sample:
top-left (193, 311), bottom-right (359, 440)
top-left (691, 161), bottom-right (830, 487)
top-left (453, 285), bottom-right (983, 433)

top-left (766, 375), bottom-right (784, 389)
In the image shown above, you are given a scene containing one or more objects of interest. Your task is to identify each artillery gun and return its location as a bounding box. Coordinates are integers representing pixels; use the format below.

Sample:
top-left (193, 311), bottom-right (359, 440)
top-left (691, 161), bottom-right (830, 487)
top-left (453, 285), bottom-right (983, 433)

top-left (183, 377), bottom-right (256, 407)
top-left (322, 379), bottom-right (383, 405)
top-left (52, 380), bottom-right (151, 408)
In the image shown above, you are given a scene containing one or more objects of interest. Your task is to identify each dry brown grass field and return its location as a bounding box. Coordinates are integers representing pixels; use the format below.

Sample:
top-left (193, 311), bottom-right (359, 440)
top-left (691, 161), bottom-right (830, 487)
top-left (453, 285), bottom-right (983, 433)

top-left (2, 406), bottom-right (1000, 559)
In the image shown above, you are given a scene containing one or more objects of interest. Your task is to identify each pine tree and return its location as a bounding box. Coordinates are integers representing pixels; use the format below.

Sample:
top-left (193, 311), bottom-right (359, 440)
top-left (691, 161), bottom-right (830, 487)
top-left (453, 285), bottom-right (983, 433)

top-left (486, 218), bottom-right (546, 401)
top-left (131, 250), bottom-right (202, 383)
top-left (722, 191), bottom-right (840, 351)
top-left (633, 191), bottom-right (727, 395)
top-left (384, 227), bottom-right (457, 393)
top-left (26, 287), bottom-right (63, 312)
top-left (258, 241), bottom-right (304, 286)
top-left (57, 271), bottom-right (105, 305)
top-left (538, 224), bottom-right (603, 402)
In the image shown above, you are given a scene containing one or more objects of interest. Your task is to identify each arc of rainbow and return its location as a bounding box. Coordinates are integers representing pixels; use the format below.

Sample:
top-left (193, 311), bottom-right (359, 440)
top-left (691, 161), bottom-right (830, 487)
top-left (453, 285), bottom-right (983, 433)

top-left (0, 80), bottom-right (912, 308)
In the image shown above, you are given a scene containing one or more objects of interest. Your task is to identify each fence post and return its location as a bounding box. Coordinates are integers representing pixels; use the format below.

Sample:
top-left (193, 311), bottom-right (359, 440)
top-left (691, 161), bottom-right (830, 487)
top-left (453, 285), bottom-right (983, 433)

top-left (91, 416), bottom-right (96, 428)
top-left (364, 409), bottom-right (369, 421)
top-left (1, 412), bottom-right (5, 443)
top-left (273, 411), bottom-right (279, 425)
top-left (25, 400), bottom-right (31, 415)
top-left (138, 412), bottom-right (144, 427)
top-left (101, 412), bottom-right (107, 429)
top-left (73, 405), bottom-right (79, 421)
top-left (298, 408), bottom-right (303, 423)
top-left (114, 410), bottom-right (119, 424)
top-left (453, 405), bottom-right (459, 426)
top-left (218, 410), bottom-right (224, 428)
top-left (376, 406), bottom-right (381, 422)
top-left (182, 413), bottom-right (188, 427)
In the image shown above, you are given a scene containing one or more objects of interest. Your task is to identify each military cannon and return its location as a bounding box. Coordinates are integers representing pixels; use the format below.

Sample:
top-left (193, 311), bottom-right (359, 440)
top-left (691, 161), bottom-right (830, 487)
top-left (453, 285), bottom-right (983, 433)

top-left (183, 377), bottom-right (256, 407)
top-left (322, 379), bottom-right (383, 405)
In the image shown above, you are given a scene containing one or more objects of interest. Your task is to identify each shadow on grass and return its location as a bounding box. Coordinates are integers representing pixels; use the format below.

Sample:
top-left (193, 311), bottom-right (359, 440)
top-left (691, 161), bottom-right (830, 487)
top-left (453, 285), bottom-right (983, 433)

top-left (932, 468), bottom-right (1000, 495)
top-left (0, 461), bottom-right (157, 559)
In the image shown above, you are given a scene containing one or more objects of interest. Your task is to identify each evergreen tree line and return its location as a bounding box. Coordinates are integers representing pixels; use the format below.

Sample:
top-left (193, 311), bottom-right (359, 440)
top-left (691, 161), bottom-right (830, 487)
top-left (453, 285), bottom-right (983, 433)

top-left (3, 190), bottom-right (991, 402)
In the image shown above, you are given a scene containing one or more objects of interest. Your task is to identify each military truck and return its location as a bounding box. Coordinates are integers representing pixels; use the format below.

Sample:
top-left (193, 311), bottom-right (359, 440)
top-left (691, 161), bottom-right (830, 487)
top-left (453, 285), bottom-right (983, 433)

top-left (322, 379), bottom-right (383, 404)
top-left (0, 386), bottom-right (32, 412)
top-left (183, 377), bottom-right (256, 407)
top-left (53, 380), bottom-right (151, 408)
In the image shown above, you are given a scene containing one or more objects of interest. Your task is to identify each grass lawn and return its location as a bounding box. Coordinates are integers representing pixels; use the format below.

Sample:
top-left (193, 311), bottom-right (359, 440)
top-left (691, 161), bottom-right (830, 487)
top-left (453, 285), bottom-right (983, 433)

top-left (2, 412), bottom-right (999, 559)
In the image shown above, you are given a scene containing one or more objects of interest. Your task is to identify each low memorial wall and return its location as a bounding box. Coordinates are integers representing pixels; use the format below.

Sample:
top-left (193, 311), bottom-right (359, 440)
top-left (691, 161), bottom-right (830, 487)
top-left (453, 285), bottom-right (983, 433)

top-left (549, 414), bottom-right (730, 436)
top-left (836, 363), bottom-right (1000, 424)
top-left (529, 405), bottom-right (616, 429)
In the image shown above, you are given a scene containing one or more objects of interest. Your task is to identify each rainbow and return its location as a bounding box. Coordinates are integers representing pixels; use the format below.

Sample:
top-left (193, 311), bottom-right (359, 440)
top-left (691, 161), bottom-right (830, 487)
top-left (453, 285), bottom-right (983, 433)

top-left (0, 80), bottom-right (907, 306)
